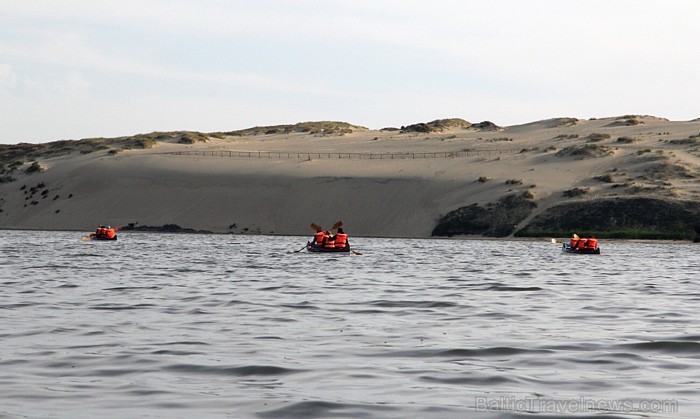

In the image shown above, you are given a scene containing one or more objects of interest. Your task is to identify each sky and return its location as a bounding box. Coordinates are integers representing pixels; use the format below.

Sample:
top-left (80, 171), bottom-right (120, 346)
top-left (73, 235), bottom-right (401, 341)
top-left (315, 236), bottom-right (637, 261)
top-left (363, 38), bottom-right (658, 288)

top-left (1, 1), bottom-right (699, 144)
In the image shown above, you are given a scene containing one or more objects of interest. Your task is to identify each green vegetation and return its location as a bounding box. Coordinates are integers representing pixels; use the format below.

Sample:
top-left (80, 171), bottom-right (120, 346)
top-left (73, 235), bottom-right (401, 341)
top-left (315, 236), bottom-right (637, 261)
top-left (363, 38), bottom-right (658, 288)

top-left (645, 161), bottom-right (695, 180)
top-left (555, 144), bottom-right (614, 159)
top-left (226, 121), bottom-right (367, 136)
top-left (0, 131), bottom-right (213, 168)
top-left (586, 133), bottom-right (611, 143)
top-left (517, 197), bottom-right (700, 241)
top-left (522, 189), bottom-right (535, 199)
top-left (668, 133), bottom-right (700, 145)
top-left (563, 187), bottom-right (589, 198)
top-left (432, 193), bottom-right (537, 237)
top-left (486, 137), bottom-right (513, 142)
top-left (553, 134), bottom-right (579, 140)
top-left (470, 121), bottom-right (501, 131)
top-left (25, 161), bottom-right (43, 174)
top-left (594, 174), bottom-right (614, 183)
top-left (400, 118), bottom-right (471, 133)
top-left (552, 117), bottom-right (579, 127)
top-left (0, 139), bottom-right (108, 166)
top-left (519, 229), bottom-right (694, 240)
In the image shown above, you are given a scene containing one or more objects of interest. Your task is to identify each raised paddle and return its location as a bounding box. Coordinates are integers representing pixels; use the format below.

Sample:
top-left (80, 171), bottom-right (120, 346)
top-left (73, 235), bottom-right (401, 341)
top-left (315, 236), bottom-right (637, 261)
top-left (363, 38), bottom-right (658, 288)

top-left (311, 222), bottom-right (342, 231)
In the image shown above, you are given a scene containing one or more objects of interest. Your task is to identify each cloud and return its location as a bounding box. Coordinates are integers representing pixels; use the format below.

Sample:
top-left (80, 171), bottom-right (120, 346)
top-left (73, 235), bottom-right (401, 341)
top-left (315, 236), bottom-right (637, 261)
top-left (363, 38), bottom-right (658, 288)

top-left (0, 63), bottom-right (17, 87)
top-left (57, 72), bottom-right (92, 100)
top-left (2, 0), bottom-right (700, 143)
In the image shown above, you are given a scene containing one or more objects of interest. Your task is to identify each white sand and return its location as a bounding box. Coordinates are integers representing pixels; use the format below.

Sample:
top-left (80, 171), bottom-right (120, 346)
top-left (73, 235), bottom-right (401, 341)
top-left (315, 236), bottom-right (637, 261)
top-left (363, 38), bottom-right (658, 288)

top-left (2, 116), bottom-right (699, 237)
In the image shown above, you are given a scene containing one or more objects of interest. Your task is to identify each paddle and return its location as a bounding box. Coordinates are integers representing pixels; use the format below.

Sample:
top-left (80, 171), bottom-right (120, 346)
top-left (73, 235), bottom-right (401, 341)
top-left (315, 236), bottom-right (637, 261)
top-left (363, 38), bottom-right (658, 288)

top-left (310, 221), bottom-right (342, 231)
top-left (351, 250), bottom-right (362, 255)
top-left (293, 242), bottom-right (310, 253)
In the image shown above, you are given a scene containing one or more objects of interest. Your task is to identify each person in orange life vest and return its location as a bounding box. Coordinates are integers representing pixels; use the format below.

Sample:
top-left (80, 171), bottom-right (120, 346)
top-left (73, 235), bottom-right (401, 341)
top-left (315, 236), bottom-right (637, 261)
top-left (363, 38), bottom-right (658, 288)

top-left (310, 230), bottom-right (326, 247)
top-left (332, 228), bottom-right (348, 248)
top-left (585, 237), bottom-right (598, 249)
top-left (322, 230), bottom-right (335, 248)
top-left (96, 225), bottom-right (105, 238)
top-left (104, 226), bottom-right (116, 239)
top-left (569, 234), bottom-right (579, 249)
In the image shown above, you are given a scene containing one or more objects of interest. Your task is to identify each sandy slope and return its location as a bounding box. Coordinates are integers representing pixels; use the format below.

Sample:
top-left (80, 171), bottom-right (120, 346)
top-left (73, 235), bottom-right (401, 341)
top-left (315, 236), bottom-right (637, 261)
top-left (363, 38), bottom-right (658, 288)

top-left (1, 116), bottom-right (699, 237)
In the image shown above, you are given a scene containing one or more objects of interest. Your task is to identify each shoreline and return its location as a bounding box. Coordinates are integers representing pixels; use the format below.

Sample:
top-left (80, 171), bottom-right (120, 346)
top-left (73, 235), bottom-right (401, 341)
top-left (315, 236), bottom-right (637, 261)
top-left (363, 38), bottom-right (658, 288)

top-left (2, 226), bottom-right (697, 245)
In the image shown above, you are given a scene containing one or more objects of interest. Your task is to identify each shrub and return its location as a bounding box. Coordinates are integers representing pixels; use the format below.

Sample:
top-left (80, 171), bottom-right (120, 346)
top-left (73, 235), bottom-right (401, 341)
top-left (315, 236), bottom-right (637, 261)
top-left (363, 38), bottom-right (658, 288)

top-left (594, 174), bottom-right (614, 183)
top-left (563, 187), bottom-right (589, 198)
top-left (668, 135), bottom-right (700, 145)
top-left (133, 138), bottom-right (157, 149)
top-left (25, 161), bottom-right (43, 173)
top-left (432, 194), bottom-right (537, 237)
top-left (556, 144), bottom-right (613, 159)
top-left (586, 133), bottom-right (611, 143)
top-left (178, 132), bottom-right (209, 144)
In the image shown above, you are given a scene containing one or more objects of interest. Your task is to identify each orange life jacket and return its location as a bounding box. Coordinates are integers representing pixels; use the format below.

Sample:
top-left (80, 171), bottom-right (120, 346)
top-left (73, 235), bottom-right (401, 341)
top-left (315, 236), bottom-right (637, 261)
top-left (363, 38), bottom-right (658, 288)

top-left (334, 233), bottom-right (347, 248)
top-left (570, 238), bottom-right (579, 248)
top-left (585, 238), bottom-right (597, 249)
top-left (105, 228), bottom-right (115, 239)
top-left (323, 233), bottom-right (335, 248)
top-left (96, 227), bottom-right (104, 236)
top-left (576, 238), bottom-right (588, 250)
top-left (313, 231), bottom-right (325, 245)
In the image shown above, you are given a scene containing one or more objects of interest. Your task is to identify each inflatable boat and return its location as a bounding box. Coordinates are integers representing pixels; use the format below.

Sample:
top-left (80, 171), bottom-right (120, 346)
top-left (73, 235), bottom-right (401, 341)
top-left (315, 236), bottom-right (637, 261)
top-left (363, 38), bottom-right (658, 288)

top-left (562, 243), bottom-right (600, 254)
top-left (89, 234), bottom-right (118, 241)
top-left (306, 243), bottom-right (351, 253)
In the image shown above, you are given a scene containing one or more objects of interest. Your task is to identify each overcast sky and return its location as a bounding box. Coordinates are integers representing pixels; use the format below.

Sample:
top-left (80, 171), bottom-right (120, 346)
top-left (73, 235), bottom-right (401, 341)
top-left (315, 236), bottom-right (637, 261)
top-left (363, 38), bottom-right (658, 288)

top-left (1, 1), bottom-right (699, 144)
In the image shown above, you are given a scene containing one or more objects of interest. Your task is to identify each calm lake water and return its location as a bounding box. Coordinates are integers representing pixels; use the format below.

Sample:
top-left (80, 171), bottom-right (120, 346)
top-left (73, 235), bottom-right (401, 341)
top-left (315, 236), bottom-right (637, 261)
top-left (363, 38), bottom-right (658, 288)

top-left (1, 230), bottom-right (698, 418)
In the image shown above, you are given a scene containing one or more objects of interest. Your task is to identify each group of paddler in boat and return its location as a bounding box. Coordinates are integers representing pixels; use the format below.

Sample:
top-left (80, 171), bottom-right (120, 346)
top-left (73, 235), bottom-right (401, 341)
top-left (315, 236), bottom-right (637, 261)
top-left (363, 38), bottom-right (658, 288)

top-left (88, 225), bottom-right (118, 240)
top-left (306, 221), bottom-right (351, 252)
top-left (562, 233), bottom-right (600, 254)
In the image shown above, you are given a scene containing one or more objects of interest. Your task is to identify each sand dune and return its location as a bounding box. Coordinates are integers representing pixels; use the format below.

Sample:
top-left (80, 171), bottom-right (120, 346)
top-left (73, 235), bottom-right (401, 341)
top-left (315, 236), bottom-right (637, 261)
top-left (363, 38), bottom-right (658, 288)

top-left (1, 116), bottom-right (699, 238)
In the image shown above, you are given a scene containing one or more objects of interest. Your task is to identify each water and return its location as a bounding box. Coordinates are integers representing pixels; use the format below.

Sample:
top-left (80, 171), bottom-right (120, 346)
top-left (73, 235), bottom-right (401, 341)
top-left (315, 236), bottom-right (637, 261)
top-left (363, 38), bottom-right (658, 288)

top-left (1, 231), bottom-right (698, 418)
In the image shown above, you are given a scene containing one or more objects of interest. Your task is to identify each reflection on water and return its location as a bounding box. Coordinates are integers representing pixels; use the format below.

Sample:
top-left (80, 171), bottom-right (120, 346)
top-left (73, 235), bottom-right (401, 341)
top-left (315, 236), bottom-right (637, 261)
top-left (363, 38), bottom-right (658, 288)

top-left (1, 231), bottom-right (698, 418)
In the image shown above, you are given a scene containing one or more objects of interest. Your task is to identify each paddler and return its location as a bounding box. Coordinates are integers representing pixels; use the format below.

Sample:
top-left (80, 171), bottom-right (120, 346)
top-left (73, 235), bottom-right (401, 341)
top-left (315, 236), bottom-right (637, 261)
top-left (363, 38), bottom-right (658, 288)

top-left (332, 228), bottom-right (348, 249)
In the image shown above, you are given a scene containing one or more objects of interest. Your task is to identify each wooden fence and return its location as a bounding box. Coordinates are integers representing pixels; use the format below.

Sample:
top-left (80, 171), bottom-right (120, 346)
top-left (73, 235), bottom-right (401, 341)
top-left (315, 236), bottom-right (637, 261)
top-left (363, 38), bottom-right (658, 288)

top-left (159, 149), bottom-right (516, 160)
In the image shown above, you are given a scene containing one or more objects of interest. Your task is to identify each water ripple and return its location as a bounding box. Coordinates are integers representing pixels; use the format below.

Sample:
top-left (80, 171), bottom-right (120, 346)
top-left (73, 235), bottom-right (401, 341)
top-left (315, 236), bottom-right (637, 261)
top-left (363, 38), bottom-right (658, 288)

top-left (0, 231), bottom-right (698, 418)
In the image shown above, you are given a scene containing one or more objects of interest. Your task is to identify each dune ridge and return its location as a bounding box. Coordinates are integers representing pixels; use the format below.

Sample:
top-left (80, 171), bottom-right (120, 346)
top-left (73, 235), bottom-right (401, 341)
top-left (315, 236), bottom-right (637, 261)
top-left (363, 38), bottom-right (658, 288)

top-left (1, 116), bottom-right (700, 240)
